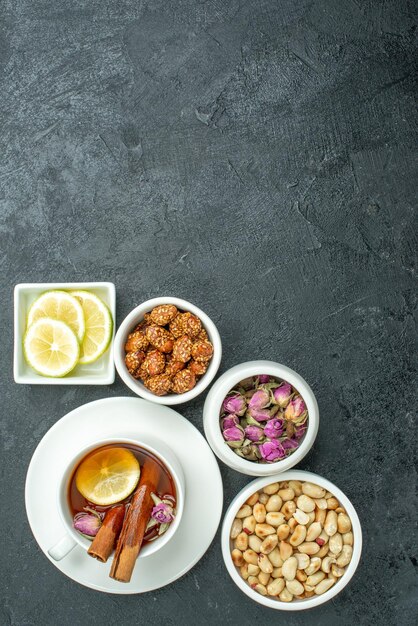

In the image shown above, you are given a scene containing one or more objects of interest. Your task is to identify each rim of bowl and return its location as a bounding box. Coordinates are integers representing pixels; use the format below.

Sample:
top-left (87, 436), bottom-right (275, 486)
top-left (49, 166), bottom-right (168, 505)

top-left (221, 469), bottom-right (362, 610)
top-left (203, 361), bottom-right (319, 476)
top-left (114, 297), bottom-right (222, 405)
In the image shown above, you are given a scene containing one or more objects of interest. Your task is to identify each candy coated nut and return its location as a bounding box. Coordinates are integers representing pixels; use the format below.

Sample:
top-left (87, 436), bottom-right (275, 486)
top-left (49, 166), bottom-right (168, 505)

top-left (168, 315), bottom-right (184, 338)
top-left (144, 374), bottom-right (172, 396)
top-left (164, 359), bottom-right (185, 377)
top-left (125, 331), bottom-right (149, 352)
top-left (172, 335), bottom-right (193, 362)
top-left (191, 339), bottom-right (214, 362)
top-left (145, 325), bottom-right (174, 353)
top-left (125, 350), bottom-right (146, 375)
top-left (198, 328), bottom-right (209, 341)
top-left (149, 304), bottom-right (178, 326)
top-left (188, 359), bottom-right (208, 376)
top-left (172, 369), bottom-right (196, 394)
top-left (142, 350), bottom-right (165, 376)
top-left (180, 312), bottom-right (202, 338)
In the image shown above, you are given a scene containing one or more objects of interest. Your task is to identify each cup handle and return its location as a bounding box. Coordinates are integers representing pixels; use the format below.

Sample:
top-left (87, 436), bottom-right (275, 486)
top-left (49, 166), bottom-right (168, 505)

top-left (48, 534), bottom-right (77, 561)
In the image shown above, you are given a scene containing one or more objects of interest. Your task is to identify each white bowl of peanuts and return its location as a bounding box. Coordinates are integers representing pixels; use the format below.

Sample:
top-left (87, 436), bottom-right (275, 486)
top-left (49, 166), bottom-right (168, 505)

top-left (222, 470), bottom-right (362, 610)
top-left (114, 297), bottom-right (222, 405)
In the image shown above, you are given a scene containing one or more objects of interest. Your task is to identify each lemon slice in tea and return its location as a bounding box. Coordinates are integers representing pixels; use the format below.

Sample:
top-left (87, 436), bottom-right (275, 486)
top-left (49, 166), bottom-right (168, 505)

top-left (24, 318), bottom-right (80, 377)
top-left (75, 447), bottom-right (141, 506)
top-left (70, 290), bottom-right (113, 364)
top-left (27, 290), bottom-right (85, 342)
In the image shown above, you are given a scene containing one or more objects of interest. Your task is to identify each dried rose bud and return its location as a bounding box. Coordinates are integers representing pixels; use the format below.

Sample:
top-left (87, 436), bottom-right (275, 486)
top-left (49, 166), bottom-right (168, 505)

top-left (238, 377), bottom-right (254, 390)
top-left (142, 350), bottom-right (166, 376)
top-left (191, 339), bottom-right (213, 362)
top-left (264, 418), bottom-right (284, 439)
top-left (144, 374), bottom-right (173, 396)
top-left (282, 438), bottom-right (299, 450)
top-left (180, 312), bottom-right (202, 338)
top-left (257, 375), bottom-right (271, 384)
top-left (248, 389), bottom-right (270, 410)
top-left (284, 396), bottom-right (307, 422)
top-left (125, 331), bottom-right (149, 352)
top-left (258, 440), bottom-right (286, 462)
top-left (244, 425), bottom-right (264, 442)
top-left (73, 508), bottom-right (103, 538)
top-left (172, 369), bottom-right (196, 394)
top-left (146, 325), bottom-right (174, 353)
top-left (188, 359), bottom-right (208, 376)
top-left (247, 407), bottom-right (271, 422)
top-left (222, 414), bottom-right (239, 430)
top-left (172, 335), bottom-right (193, 363)
top-left (237, 443), bottom-right (260, 461)
top-left (295, 424), bottom-right (307, 439)
top-left (222, 426), bottom-right (244, 447)
top-left (272, 382), bottom-right (292, 407)
top-left (222, 393), bottom-right (247, 416)
top-left (151, 502), bottom-right (175, 524)
top-left (125, 350), bottom-right (146, 376)
top-left (149, 304), bottom-right (178, 326)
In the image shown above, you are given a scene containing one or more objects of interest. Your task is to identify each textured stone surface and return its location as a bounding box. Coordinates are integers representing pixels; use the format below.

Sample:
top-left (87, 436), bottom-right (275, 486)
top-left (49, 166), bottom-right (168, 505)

top-left (1, 0), bottom-right (417, 624)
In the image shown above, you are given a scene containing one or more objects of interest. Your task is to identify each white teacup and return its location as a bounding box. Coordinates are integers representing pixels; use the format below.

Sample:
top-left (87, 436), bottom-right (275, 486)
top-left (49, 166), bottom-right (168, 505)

top-left (48, 437), bottom-right (185, 561)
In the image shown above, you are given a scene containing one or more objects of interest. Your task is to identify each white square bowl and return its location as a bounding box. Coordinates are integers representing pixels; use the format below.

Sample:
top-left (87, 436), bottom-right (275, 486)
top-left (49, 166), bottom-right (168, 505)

top-left (14, 282), bottom-right (116, 385)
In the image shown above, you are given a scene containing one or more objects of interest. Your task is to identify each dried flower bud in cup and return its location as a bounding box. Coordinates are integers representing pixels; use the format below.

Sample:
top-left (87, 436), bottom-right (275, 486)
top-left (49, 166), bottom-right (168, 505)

top-left (219, 375), bottom-right (309, 464)
top-left (230, 480), bottom-right (354, 603)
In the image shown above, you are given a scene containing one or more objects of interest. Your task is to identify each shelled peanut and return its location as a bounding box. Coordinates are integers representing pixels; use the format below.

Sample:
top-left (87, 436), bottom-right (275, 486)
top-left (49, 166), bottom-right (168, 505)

top-left (230, 480), bottom-right (353, 602)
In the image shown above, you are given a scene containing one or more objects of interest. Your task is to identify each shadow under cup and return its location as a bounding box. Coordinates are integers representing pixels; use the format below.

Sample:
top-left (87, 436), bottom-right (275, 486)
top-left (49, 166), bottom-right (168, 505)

top-left (48, 437), bottom-right (185, 562)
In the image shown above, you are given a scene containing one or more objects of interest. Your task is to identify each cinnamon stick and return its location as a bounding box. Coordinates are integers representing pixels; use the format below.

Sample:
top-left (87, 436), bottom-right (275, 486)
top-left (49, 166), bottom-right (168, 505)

top-left (109, 459), bottom-right (160, 582)
top-left (88, 504), bottom-right (126, 563)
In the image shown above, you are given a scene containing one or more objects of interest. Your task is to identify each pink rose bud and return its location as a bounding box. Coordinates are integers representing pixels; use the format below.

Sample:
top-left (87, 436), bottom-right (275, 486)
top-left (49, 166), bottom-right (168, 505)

top-left (222, 414), bottom-right (239, 430)
top-left (222, 393), bottom-right (247, 416)
top-left (151, 502), bottom-right (175, 524)
top-left (244, 425), bottom-right (264, 441)
top-left (282, 438), bottom-right (299, 450)
top-left (248, 389), bottom-right (270, 410)
top-left (257, 375), bottom-right (270, 383)
top-left (272, 383), bottom-right (292, 407)
top-left (247, 407), bottom-right (271, 422)
top-left (284, 396), bottom-right (306, 421)
top-left (259, 439), bottom-right (286, 463)
top-left (73, 509), bottom-right (102, 538)
top-left (295, 424), bottom-right (307, 439)
top-left (264, 418), bottom-right (284, 439)
top-left (223, 426), bottom-right (244, 442)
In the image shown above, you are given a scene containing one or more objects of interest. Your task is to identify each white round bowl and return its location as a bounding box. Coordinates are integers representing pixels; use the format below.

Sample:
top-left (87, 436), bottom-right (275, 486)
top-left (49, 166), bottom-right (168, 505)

top-left (114, 297), bottom-right (222, 405)
top-left (203, 361), bottom-right (319, 476)
top-left (222, 470), bottom-right (362, 610)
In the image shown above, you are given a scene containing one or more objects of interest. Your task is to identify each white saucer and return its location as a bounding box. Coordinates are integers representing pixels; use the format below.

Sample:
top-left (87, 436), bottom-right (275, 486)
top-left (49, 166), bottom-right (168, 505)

top-left (25, 397), bottom-right (223, 594)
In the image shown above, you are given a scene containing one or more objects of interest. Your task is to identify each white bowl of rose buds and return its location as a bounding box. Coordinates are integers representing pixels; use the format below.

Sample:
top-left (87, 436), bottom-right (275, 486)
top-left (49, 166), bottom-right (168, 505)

top-left (203, 361), bottom-right (319, 476)
top-left (221, 470), bottom-right (362, 610)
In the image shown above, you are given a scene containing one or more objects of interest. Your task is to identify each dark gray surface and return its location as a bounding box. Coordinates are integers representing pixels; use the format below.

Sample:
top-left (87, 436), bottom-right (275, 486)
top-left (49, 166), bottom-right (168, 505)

top-left (1, 0), bottom-right (417, 624)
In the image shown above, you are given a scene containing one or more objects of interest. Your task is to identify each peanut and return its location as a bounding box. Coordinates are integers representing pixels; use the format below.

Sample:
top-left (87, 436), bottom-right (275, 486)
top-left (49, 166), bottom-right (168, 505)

top-left (279, 541), bottom-right (293, 561)
top-left (230, 518), bottom-right (242, 539)
top-left (242, 515), bottom-right (256, 535)
top-left (298, 542), bottom-right (320, 555)
top-left (315, 508), bottom-right (326, 525)
top-left (266, 512), bottom-right (285, 527)
top-left (282, 556), bottom-right (297, 581)
top-left (281, 501), bottom-right (296, 519)
top-left (254, 583), bottom-right (267, 595)
top-left (247, 564), bottom-right (260, 576)
top-left (337, 513), bottom-right (352, 534)
top-left (286, 579), bottom-right (304, 596)
top-left (243, 549), bottom-right (259, 565)
top-left (317, 544), bottom-right (330, 558)
top-left (336, 545), bottom-right (353, 567)
top-left (324, 510), bottom-right (338, 536)
top-left (288, 517), bottom-right (298, 532)
top-left (246, 492), bottom-right (259, 506)
top-left (306, 522), bottom-right (322, 542)
top-left (260, 534), bottom-right (278, 554)
top-left (258, 571), bottom-right (271, 585)
top-left (236, 504), bottom-right (252, 519)
top-left (293, 508), bottom-right (310, 525)
top-left (321, 556), bottom-right (336, 573)
top-left (296, 569), bottom-right (307, 582)
top-left (248, 575), bottom-right (259, 587)
top-left (268, 547), bottom-right (283, 567)
top-left (288, 480), bottom-right (303, 496)
top-left (302, 482), bottom-right (326, 499)
top-left (279, 588), bottom-right (293, 602)
top-left (295, 553), bottom-right (310, 569)
top-left (297, 494), bottom-right (315, 513)
top-left (277, 524), bottom-right (290, 540)
top-left (329, 533), bottom-right (343, 555)
top-left (248, 535), bottom-right (262, 553)
top-left (343, 531), bottom-right (354, 546)
top-left (267, 577), bottom-right (285, 596)
top-left (235, 532), bottom-right (248, 552)
top-left (258, 493), bottom-right (269, 505)
top-left (253, 503), bottom-right (266, 523)
top-left (305, 557), bottom-right (322, 575)
top-left (231, 549), bottom-right (244, 566)
top-left (255, 523), bottom-right (276, 538)
top-left (272, 567), bottom-right (282, 578)
top-left (315, 578), bottom-right (335, 595)
top-left (258, 553), bottom-right (273, 574)
top-left (306, 571), bottom-right (325, 586)
top-left (314, 498), bottom-right (328, 510)
top-left (266, 495), bottom-right (283, 512)
top-left (331, 564), bottom-right (345, 578)
top-left (278, 488), bottom-right (295, 501)
top-left (326, 497), bottom-right (339, 510)
top-left (240, 563), bottom-right (249, 580)
top-left (263, 483), bottom-right (279, 495)
top-left (289, 525), bottom-right (307, 547)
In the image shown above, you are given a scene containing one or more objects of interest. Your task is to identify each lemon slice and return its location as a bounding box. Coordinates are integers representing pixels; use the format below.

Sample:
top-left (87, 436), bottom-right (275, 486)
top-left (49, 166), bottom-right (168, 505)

top-left (75, 447), bottom-right (140, 506)
top-left (27, 291), bottom-right (85, 342)
top-left (24, 318), bottom-right (80, 377)
top-left (70, 291), bottom-right (113, 364)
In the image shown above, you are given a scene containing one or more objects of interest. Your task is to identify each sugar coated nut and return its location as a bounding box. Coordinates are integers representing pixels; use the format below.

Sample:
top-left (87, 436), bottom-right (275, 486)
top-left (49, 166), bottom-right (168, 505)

top-left (165, 359), bottom-right (185, 377)
top-left (297, 495), bottom-right (316, 513)
top-left (168, 315), bottom-right (184, 338)
top-left (191, 339), bottom-right (214, 362)
top-left (142, 349), bottom-right (165, 376)
top-left (282, 556), bottom-right (297, 580)
top-left (172, 335), bottom-right (193, 363)
top-left (149, 304), bottom-right (178, 326)
top-left (188, 359), bottom-right (208, 376)
top-left (125, 350), bottom-right (146, 375)
top-left (125, 331), bottom-right (149, 352)
top-left (180, 312), bottom-right (202, 338)
top-left (172, 369), bottom-right (196, 393)
top-left (144, 374), bottom-right (172, 396)
top-left (145, 325), bottom-right (174, 353)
